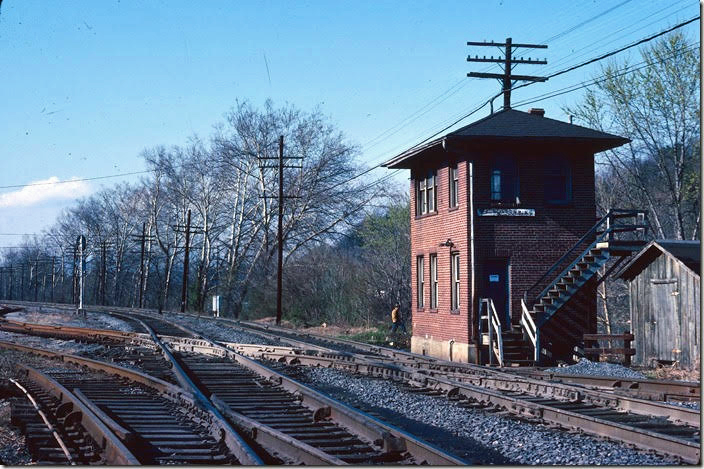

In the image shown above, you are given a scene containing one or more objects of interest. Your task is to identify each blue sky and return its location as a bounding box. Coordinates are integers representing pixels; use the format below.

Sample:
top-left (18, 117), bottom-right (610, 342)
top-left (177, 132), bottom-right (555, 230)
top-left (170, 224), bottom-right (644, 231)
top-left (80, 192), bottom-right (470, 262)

top-left (0, 0), bottom-right (699, 244)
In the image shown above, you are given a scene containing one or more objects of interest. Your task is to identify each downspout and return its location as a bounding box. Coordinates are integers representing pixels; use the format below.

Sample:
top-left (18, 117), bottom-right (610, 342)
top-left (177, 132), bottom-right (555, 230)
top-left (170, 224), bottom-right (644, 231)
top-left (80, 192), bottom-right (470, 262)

top-left (469, 159), bottom-right (477, 364)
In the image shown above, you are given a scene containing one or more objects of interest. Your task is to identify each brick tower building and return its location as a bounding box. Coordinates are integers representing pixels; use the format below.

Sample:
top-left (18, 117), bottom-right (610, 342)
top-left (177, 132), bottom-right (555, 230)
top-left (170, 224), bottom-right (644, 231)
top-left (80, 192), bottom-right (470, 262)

top-left (383, 108), bottom-right (633, 364)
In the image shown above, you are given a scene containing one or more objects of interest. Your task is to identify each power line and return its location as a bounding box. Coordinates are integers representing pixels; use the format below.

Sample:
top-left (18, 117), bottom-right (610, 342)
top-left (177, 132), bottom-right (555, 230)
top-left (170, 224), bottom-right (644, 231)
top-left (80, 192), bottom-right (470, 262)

top-left (0, 170), bottom-right (152, 191)
top-left (539, 0), bottom-right (634, 45)
top-left (409, 16), bottom-right (700, 151)
top-left (512, 41), bottom-right (700, 108)
top-left (539, 15), bottom-right (699, 82)
top-left (363, 0), bottom-right (642, 157)
top-left (542, 0), bottom-right (694, 73)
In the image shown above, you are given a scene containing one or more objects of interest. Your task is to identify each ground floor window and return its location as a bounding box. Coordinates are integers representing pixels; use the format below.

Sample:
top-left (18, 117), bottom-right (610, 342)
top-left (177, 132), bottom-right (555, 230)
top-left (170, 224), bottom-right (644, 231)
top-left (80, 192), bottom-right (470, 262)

top-left (417, 255), bottom-right (424, 308)
top-left (429, 253), bottom-right (438, 309)
top-left (451, 252), bottom-right (460, 310)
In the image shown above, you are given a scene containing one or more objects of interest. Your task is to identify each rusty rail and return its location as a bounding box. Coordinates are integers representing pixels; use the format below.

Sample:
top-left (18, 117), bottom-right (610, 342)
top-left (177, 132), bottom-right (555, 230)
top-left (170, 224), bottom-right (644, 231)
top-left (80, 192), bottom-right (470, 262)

top-left (14, 366), bottom-right (140, 465)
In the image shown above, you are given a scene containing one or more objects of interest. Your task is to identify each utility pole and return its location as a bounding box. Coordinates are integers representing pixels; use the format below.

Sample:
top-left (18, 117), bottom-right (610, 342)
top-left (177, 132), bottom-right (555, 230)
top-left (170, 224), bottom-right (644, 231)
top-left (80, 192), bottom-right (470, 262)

top-left (130, 224), bottom-right (154, 309)
top-left (72, 247), bottom-right (78, 305)
top-left (138, 222), bottom-right (146, 308)
top-left (180, 210), bottom-right (192, 313)
top-left (20, 264), bottom-right (25, 301)
top-left (467, 37), bottom-right (547, 110)
top-left (8, 264), bottom-right (14, 300)
top-left (257, 135), bottom-right (302, 325)
top-left (50, 256), bottom-right (56, 303)
top-left (100, 242), bottom-right (107, 305)
top-left (173, 210), bottom-right (204, 313)
top-left (276, 136), bottom-right (285, 326)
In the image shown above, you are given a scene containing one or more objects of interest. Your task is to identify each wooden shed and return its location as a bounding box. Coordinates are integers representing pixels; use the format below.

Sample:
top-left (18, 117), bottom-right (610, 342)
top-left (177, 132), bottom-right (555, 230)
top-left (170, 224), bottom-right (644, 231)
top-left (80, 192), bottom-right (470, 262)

top-left (618, 240), bottom-right (700, 367)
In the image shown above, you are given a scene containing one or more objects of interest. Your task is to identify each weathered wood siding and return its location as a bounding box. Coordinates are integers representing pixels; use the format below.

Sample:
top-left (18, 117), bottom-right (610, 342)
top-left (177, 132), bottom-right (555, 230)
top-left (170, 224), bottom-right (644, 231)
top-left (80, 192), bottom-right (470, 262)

top-left (629, 253), bottom-right (700, 367)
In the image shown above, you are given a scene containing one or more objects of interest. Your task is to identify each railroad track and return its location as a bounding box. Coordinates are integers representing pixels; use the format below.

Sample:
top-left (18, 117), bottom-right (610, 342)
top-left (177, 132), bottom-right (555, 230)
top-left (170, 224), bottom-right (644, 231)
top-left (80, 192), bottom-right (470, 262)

top-left (2, 341), bottom-right (256, 465)
top-left (2, 302), bottom-right (701, 463)
top-left (119, 311), bottom-right (702, 464)
top-left (228, 316), bottom-right (701, 404)
top-left (1, 309), bottom-right (467, 465)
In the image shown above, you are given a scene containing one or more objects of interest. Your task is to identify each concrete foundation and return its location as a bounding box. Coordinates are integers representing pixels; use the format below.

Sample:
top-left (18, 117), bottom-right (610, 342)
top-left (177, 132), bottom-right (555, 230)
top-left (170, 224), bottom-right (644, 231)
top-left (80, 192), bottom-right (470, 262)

top-left (410, 335), bottom-right (478, 363)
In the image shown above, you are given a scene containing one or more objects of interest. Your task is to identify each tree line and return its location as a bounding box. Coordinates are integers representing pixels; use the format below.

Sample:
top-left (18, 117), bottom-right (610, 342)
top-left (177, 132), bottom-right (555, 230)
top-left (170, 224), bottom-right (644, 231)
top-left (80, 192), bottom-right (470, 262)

top-left (0, 100), bottom-right (409, 325)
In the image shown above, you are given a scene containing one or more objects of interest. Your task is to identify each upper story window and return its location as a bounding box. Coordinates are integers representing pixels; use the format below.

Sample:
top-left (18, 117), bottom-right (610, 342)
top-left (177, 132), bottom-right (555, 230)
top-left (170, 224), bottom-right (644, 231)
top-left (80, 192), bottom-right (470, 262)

top-left (544, 157), bottom-right (572, 204)
top-left (490, 156), bottom-right (519, 204)
top-left (449, 164), bottom-right (459, 208)
top-left (416, 170), bottom-right (437, 216)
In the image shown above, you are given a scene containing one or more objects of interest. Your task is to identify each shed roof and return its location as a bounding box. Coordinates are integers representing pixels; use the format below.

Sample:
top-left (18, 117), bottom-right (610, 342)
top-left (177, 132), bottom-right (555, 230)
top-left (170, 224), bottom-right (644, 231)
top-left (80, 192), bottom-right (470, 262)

top-left (617, 240), bottom-right (701, 281)
top-left (383, 108), bottom-right (629, 169)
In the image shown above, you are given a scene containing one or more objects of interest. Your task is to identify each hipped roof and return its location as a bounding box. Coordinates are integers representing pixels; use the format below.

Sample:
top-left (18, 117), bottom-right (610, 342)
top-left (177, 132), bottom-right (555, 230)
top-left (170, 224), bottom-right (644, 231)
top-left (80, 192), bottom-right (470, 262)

top-left (383, 108), bottom-right (630, 169)
top-left (618, 240), bottom-right (701, 281)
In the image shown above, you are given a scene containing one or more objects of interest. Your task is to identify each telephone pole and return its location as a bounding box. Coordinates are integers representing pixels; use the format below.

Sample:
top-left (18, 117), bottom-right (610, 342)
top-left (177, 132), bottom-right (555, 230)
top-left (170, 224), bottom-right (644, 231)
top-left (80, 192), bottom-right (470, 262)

top-left (181, 210), bottom-right (191, 313)
top-left (276, 136), bottom-right (285, 326)
top-left (258, 135), bottom-right (302, 325)
top-left (99, 241), bottom-right (110, 306)
top-left (173, 210), bottom-right (203, 313)
top-left (130, 224), bottom-right (154, 309)
top-left (467, 37), bottom-right (547, 110)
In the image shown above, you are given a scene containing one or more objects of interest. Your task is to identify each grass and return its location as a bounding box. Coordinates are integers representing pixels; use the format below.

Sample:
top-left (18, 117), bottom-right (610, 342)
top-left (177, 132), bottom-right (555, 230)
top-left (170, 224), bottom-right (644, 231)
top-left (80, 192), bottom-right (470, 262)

top-left (638, 358), bottom-right (700, 382)
top-left (338, 326), bottom-right (411, 350)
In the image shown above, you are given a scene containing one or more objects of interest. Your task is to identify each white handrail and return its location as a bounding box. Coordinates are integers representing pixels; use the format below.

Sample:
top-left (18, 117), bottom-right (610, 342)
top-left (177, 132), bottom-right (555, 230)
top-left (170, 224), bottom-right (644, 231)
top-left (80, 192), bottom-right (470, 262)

top-left (486, 299), bottom-right (504, 367)
top-left (520, 299), bottom-right (540, 363)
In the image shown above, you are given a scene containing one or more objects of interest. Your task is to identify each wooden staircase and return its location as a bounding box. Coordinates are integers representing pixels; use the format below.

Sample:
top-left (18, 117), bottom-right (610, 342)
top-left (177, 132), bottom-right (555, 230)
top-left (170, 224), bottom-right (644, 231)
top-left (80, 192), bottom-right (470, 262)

top-left (519, 209), bottom-right (649, 365)
top-left (500, 326), bottom-right (534, 367)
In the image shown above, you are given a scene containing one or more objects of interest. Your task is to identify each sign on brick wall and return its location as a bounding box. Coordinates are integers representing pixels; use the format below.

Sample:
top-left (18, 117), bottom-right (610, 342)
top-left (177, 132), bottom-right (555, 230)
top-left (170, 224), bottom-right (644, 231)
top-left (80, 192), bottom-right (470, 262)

top-left (477, 208), bottom-right (535, 217)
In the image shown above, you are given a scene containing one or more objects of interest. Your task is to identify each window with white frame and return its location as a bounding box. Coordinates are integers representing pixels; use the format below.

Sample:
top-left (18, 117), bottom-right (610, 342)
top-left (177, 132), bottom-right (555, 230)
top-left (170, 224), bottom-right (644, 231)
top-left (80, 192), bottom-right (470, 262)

top-left (417, 256), bottom-right (425, 309)
top-left (451, 252), bottom-right (460, 310)
top-left (449, 164), bottom-right (459, 208)
top-left (415, 171), bottom-right (437, 215)
top-left (429, 253), bottom-right (438, 309)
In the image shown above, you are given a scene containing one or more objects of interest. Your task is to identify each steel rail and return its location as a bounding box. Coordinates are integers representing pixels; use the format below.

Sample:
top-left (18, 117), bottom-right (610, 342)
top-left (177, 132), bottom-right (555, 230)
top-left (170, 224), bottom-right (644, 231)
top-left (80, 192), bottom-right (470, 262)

top-left (129, 317), bottom-right (699, 464)
top-left (0, 339), bottom-right (262, 465)
top-left (240, 345), bottom-right (701, 463)
top-left (510, 369), bottom-right (701, 402)
top-left (205, 337), bottom-right (700, 428)
top-left (9, 377), bottom-right (76, 464)
top-left (126, 314), bottom-right (344, 465)
top-left (3, 312), bottom-right (699, 426)
top-left (142, 318), bottom-right (468, 465)
top-left (228, 317), bottom-right (702, 405)
top-left (4, 302), bottom-right (700, 463)
top-left (15, 365), bottom-right (140, 465)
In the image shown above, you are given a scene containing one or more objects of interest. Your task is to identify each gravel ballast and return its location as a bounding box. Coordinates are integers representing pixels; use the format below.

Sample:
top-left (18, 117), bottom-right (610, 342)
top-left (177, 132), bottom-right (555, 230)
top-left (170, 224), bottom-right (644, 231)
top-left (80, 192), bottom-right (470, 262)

top-left (171, 314), bottom-right (279, 345)
top-left (7, 310), bottom-right (136, 332)
top-left (545, 357), bottom-right (647, 379)
top-left (280, 365), bottom-right (681, 465)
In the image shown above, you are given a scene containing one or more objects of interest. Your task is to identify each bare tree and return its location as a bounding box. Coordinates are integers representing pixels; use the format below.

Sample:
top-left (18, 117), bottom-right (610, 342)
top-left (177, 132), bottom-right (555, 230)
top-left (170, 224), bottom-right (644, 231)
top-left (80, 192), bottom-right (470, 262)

top-left (566, 32), bottom-right (700, 240)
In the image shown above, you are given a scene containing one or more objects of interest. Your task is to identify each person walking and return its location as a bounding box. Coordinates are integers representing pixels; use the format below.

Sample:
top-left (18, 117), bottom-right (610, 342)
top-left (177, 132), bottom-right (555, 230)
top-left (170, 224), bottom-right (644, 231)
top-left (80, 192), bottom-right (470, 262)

top-left (390, 303), bottom-right (407, 333)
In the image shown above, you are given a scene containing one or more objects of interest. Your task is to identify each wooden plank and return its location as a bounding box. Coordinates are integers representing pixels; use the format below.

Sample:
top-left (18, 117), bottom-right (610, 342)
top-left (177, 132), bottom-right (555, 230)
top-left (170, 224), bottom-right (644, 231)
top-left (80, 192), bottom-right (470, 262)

top-left (583, 334), bottom-right (634, 341)
top-left (583, 348), bottom-right (636, 355)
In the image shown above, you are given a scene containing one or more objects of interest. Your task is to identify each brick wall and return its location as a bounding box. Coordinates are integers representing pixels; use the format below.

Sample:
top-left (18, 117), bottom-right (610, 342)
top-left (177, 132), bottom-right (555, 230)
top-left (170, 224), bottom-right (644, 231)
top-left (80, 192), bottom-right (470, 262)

top-left (410, 154), bottom-right (470, 345)
top-left (409, 144), bottom-right (596, 351)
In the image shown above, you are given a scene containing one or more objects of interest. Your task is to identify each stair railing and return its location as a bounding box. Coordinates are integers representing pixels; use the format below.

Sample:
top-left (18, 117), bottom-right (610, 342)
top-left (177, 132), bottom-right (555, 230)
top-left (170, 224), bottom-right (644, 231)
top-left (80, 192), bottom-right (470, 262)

top-left (523, 209), bottom-right (648, 309)
top-left (481, 298), bottom-right (504, 367)
top-left (520, 299), bottom-right (539, 364)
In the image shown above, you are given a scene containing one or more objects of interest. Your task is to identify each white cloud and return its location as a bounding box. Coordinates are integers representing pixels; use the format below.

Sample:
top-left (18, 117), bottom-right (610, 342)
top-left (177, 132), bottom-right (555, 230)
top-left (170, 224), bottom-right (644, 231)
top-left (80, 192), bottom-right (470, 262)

top-left (0, 177), bottom-right (92, 208)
